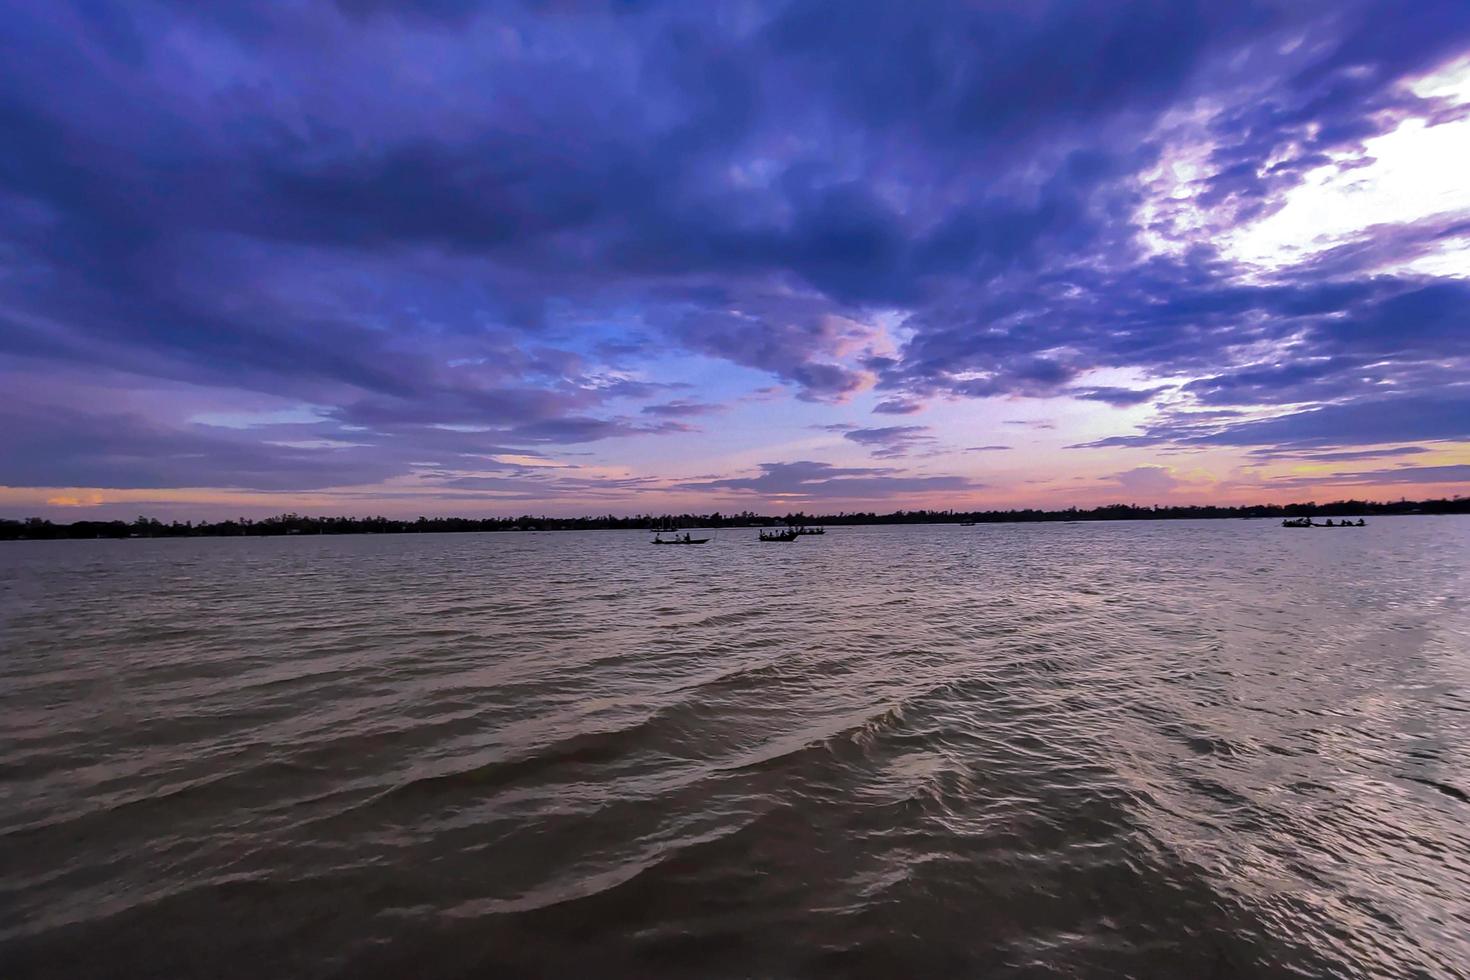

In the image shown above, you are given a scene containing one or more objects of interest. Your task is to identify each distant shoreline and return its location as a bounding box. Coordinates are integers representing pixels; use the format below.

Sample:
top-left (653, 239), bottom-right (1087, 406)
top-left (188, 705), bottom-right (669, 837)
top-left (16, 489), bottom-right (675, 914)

top-left (4, 497), bottom-right (1467, 540)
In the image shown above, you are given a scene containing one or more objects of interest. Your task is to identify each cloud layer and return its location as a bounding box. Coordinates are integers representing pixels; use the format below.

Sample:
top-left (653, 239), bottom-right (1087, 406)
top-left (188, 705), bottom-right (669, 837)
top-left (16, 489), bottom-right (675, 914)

top-left (1, 1), bottom-right (1468, 510)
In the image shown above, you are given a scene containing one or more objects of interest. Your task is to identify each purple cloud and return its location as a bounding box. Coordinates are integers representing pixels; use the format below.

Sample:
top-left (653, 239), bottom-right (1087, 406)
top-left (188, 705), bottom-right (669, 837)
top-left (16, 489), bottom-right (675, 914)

top-left (872, 398), bottom-right (924, 415)
top-left (1315, 464), bottom-right (1470, 485)
top-left (1260, 463), bottom-right (1470, 489)
top-left (843, 425), bottom-right (934, 459)
top-left (1247, 446), bottom-right (1431, 463)
top-left (0, 1), bottom-right (1467, 506)
top-left (0, 400), bottom-right (401, 491)
top-left (679, 460), bottom-right (981, 499)
top-left (1075, 392), bottom-right (1470, 451)
top-left (640, 400), bottom-right (726, 418)
top-left (1070, 386), bottom-right (1172, 408)
top-left (1107, 466), bottom-right (1183, 496)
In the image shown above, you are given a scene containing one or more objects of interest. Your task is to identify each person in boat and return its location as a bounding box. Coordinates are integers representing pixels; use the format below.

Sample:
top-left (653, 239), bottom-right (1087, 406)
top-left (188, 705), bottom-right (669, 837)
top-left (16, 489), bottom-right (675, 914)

top-left (1358, 518), bottom-right (1366, 526)
top-left (1323, 518), bottom-right (1334, 526)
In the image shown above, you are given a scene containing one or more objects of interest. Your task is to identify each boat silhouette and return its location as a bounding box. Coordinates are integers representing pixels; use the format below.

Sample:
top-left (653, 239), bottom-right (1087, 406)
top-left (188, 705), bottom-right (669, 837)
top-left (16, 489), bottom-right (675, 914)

top-left (653, 532), bottom-right (709, 544)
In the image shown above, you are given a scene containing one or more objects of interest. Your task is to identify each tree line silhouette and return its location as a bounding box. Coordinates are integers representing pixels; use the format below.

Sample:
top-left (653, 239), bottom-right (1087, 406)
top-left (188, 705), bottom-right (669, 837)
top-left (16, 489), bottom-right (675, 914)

top-left (2, 496), bottom-right (1466, 540)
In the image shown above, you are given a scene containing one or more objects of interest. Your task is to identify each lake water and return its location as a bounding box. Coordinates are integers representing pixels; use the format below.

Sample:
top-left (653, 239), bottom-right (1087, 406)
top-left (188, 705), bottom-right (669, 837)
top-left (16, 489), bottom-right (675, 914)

top-left (2, 518), bottom-right (1468, 978)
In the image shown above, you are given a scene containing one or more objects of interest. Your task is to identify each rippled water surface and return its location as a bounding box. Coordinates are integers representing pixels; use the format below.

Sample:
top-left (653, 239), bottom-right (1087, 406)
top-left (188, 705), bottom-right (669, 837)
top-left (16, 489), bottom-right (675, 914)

top-left (2, 519), bottom-right (1469, 978)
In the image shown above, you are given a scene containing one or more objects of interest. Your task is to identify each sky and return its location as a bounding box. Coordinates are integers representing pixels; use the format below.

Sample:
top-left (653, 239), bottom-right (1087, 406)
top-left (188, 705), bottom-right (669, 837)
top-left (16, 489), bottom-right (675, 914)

top-left (2, 0), bottom-right (1469, 519)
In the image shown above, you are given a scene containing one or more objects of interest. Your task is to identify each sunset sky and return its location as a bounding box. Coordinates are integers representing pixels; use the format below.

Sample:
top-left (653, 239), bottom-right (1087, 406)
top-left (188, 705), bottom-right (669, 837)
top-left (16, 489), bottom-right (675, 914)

top-left (2, 0), bottom-right (1469, 519)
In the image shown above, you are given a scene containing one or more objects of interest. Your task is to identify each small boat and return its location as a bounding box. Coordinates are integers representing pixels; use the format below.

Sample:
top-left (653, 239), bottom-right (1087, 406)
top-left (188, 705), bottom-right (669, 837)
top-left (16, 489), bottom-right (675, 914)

top-left (794, 525), bottom-right (825, 535)
top-left (759, 529), bottom-right (799, 542)
top-left (650, 518), bottom-right (710, 544)
top-left (960, 521), bottom-right (975, 526)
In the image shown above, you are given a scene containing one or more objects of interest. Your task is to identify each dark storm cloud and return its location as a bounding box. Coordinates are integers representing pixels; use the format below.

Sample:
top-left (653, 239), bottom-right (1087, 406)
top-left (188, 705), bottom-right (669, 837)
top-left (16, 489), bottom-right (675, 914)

top-left (1, 0), bottom-right (1468, 495)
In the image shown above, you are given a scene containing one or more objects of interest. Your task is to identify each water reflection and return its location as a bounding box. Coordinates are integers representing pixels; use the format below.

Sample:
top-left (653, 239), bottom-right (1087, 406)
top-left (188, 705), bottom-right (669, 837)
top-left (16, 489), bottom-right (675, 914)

top-left (1, 518), bottom-right (1467, 977)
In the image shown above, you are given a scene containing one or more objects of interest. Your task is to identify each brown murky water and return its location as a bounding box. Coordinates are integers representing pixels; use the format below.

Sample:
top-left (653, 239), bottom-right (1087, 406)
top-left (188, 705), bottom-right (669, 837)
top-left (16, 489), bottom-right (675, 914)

top-left (2, 518), bottom-right (1468, 977)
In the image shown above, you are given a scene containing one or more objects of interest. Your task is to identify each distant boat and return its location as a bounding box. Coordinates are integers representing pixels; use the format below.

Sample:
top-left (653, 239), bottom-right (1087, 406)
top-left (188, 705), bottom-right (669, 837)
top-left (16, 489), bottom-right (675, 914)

top-left (1281, 518), bottom-right (1365, 528)
top-left (759, 529), bottom-right (799, 542)
top-left (793, 525), bottom-right (825, 535)
top-left (650, 518), bottom-right (708, 544)
top-left (959, 521), bottom-right (975, 526)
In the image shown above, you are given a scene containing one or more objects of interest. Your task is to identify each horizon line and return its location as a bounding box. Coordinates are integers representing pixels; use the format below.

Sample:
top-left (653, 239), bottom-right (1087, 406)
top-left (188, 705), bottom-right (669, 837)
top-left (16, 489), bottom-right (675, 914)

top-left (5, 493), bottom-right (1468, 529)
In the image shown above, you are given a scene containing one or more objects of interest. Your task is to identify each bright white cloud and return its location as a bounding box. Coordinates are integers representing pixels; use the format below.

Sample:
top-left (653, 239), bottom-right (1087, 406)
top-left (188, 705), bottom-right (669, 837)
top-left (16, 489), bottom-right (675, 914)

top-left (1136, 59), bottom-right (1470, 276)
top-left (1228, 117), bottom-right (1470, 273)
top-left (1227, 59), bottom-right (1470, 274)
